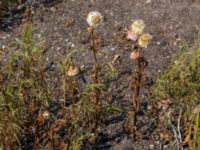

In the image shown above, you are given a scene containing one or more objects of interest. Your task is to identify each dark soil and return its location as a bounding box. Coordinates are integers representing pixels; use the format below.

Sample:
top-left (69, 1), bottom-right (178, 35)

top-left (1, 0), bottom-right (200, 149)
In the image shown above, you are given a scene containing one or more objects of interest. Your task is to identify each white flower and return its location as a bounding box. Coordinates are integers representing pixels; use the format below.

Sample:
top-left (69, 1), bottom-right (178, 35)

top-left (138, 33), bottom-right (152, 48)
top-left (86, 11), bottom-right (103, 28)
top-left (131, 20), bottom-right (145, 35)
top-left (42, 111), bottom-right (50, 119)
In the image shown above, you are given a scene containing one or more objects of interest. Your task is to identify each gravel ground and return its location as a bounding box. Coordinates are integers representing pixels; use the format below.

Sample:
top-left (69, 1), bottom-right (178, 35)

top-left (1, 0), bottom-right (200, 149)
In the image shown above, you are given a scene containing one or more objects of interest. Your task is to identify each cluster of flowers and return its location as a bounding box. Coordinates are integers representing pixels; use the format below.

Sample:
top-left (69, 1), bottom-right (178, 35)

top-left (64, 11), bottom-right (153, 78)
top-left (85, 11), bottom-right (152, 62)
top-left (41, 12), bottom-right (152, 121)
top-left (127, 20), bottom-right (152, 48)
top-left (128, 20), bottom-right (152, 60)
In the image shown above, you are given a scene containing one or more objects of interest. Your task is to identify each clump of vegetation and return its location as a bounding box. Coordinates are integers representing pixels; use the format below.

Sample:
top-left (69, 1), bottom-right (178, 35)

top-left (0, 0), bottom-right (20, 10)
top-left (0, 11), bottom-right (121, 149)
top-left (123, 20), bottom-right (153, 139)
top-left (153, 31), bottom-right (200, 149)
top-left (0, 23), bottom-right (52, 149)
top-left (2, 4), bottom-right (199, 149)
top-left (63, 11), bottom-right (120, 148)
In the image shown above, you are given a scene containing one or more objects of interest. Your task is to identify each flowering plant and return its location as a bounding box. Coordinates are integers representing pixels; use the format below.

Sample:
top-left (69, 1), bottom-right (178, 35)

top-left (125, 20), bottom-right (153, 139)
top-left (86, 11), bottom-right (103, 28)
top-left (127, 19), bottom-right (152, 51)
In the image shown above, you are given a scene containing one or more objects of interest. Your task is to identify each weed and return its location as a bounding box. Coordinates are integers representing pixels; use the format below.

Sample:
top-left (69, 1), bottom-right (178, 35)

top-left (123, 20), bottom-right (153, 139)
top-left (0, 0), bottom-right (18, 8)
top-left (153, 30), bottom-right (200, 149)
top-left (0, 23), bottom-right (52, 149)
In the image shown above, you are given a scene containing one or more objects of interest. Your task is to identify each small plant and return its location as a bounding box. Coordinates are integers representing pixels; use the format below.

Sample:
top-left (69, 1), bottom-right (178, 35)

top-left (86, 11), bottom-right (104, 131)
top-left (63, 11), bottom-right (120, 148)
top-left (124, 20), bottom-right (153, 139)
top-left (44, 12), bottom-right (120, 149)
top-left (0, 0), bottom-right (22, 14)
top-left (61, 57), bottom-right (79, 119)
top-left (86, 11), bottom-right (103, 63)
top-left (0, 23), bottom-right (52, 149)
top-left (0, 0), bottom-right (17, 8)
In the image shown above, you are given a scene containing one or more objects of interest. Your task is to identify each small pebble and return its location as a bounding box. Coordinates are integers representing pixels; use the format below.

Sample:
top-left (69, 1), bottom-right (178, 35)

top-left (157, 42), bottom-right (160, 45)
top-left (80, 65), bottom-right (84, 69)
top-left (65, 39), bottom-right (69, 42)
top-left (2, 36), bottom-right (7, 40)
top-left (17, 5), bottom-right (24, 10)
top-left (56, 47), bottom-right (61, 51)
top-left (50, 7), bottom-right (56, 12)
top-left (147, 105), bottom-right (153, 110)
top-left (111, 47), bottom-right (116, 51)
top-left (173, 42), bottom-right (177, 46)
top-left (155, 141), bottom-right (160, 145)
top-left (37, 34), bottom-right (41, 38)
top-left (163, 145), bottom-right (168, 149)
top-left (149, 144), bottom-right (155, 150)
top-left (169, 25), bottom-right (173, 30)
top-left (71, 43), bottom-right (75, 48)
top-left (146, 0), bottom-right (152, 4)
top-left (2, 45), bottom-right (6, 49)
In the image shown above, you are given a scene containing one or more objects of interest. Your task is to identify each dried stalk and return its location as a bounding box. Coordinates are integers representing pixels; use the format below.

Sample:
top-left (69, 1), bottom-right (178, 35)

top-left (69, 78), bottom-right (76, 119)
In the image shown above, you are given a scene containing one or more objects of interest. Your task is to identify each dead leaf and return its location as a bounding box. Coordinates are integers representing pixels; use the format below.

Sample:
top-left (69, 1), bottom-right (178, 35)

top-left (65, 19), bottom-right (75, 28)
top-left (160, 131), bottom-right (172, 142)
top-left (193, 104), bottom-right (200, 114)
top-left (112, 54), bottom-right (120, 64)
top-left (53, 119), bottom-right (66, 132)
top-left (37, 114), bottom-right (45, 125)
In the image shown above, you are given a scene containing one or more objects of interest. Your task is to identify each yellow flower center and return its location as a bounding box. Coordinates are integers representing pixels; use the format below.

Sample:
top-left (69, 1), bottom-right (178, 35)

top-left (92, 16), bottom-right (101, 25)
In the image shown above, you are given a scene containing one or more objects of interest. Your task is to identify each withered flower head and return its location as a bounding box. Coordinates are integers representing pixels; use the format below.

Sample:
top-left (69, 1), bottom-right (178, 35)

top-left (86, 11), bottom-right (103, 28)
top-left (130, 50), bottom-right (141, 60)
top-left (66, 65), bottom-right (79, 77)
top-left (42, 111), bottom-right (50, 119)
top-left (138, 33), bottom-right (152, 48)
top-left (131, 19), bottom-right (145, 35)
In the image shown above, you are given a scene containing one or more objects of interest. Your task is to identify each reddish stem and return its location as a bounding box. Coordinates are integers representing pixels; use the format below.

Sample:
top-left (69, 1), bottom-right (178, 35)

top-left (69, 78), bottom-right (75, 119)
top-left (133, 59), bottom-right (143, 112)
top-left (91, 29), bottom-right (97, 63)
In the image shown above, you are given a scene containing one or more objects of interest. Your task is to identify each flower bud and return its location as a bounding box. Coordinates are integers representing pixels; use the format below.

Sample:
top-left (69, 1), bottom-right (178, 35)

top-left (130, 51), bottom-right (141, 60)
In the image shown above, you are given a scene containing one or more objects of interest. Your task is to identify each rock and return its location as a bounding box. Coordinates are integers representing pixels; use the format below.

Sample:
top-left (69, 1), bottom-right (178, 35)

top-left (111, 47), bottom-right (116, 51)
top-left (149, 144), bottom-right (155, 149)
top-left (50, 6), bottom-right (56, 12)
top-left (146, 0), bottom-right (152, 4)
top-left (156, 42), bottom-right (161, 45)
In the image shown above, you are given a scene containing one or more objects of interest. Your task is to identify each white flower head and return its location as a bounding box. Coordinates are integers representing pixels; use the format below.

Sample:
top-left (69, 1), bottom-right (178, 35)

top-left (131, 20), bottom-right (145, 35)
top-left (86, 11), bottom-right (103, 28)
top-left (138, 33), bottom-right (152, 48)
top-left (42, 111), bottom-right (50, 119)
